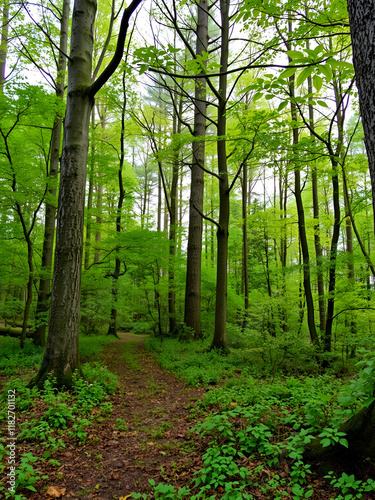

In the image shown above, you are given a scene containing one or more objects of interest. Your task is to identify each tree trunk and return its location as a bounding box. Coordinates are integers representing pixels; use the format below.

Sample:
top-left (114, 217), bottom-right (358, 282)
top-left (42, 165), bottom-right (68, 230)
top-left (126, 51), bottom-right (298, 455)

top-left (288, 34), bottom-right (320, 346)
top-left (84, 110), bottom-right (95, 270)
top-left (34, 0), bottom-right (69, 347)
top-left (31, 0), bottom-right (96, 388)
top-left (184, 0), bottom-right (208, 339)
top-left (0, 0), bottom-right (9, 91)
top-left (30, 0), bottom-right (142, 388)
top-left (107, 73), bottom-right (127, 338)
top-left (347, 0), bottom-right (375, 234)
top-left (211, 0), bottom-right (229, 352)
top-left (304, 401), bottom-right (375, 463)
top-left (307, 71), bottom-right (326, 334)
top-left (241, 163), bottom-right (249, 330)
top-left (324, 71), bottom-right (344, 353)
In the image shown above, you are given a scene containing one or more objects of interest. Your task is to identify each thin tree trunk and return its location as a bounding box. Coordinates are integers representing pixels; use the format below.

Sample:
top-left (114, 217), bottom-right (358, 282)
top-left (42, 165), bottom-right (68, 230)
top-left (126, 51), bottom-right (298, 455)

top-left (211, 0), bottom-right (229, 351)
top-left (241, 163), bottom-right (249, 330)
top-left (0, 0), bottom-right (9, 90)
top-left (288, 25), bottom-right (320, 346)
top-left (84, 109), bottom-right (95, 269)
top-left (107, 73), bottom-right (127, 338)
top-left (307, 70), bottom-right (326, 334)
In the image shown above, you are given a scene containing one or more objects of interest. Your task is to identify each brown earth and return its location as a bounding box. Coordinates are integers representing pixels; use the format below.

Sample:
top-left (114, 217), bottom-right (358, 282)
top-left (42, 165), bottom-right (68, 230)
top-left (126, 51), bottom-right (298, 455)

top-left (3, 333), bottom-right (374, 500)
top-left (7, 333), bottom-right (206, 499)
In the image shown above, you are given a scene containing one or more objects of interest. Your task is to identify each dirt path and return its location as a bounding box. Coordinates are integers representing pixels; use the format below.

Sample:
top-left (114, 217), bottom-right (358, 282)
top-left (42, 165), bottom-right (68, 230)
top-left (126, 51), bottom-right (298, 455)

top-left (37, 333), bottom-right (205, 499)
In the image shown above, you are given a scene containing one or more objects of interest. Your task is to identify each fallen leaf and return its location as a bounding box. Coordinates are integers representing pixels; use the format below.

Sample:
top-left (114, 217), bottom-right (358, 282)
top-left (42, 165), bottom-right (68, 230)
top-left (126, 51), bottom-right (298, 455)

top-left (46, 485), bottom-right (66, 498)
top-left (119, 495), bottom-right (133, 500)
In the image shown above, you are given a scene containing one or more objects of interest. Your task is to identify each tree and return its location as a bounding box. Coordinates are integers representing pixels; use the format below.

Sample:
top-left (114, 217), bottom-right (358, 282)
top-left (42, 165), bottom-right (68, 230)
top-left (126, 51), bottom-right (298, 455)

top-left (347, 0), bottom-right (375, 234)
top-left (31, 0), bottom-right (142, 389)
top-left (184, 0), bottom-right (208, 339)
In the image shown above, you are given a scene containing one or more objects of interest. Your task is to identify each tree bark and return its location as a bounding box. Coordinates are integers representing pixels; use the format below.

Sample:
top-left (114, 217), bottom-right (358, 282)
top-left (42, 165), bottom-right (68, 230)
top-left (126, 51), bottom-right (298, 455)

top-left (211, 0), bottom-right (229, 351)
top-left (307, 71), bottom-right (326, 334)
top-left (107, 73), bottom-right (127, 338)
top-left (304, 401), bottom-right (375, 463)
top-left (288, 27), bottom-right (320, 346)
top-left (184, 0), bottom-right (208, 339)
top-left (347, 0), bottom-right (375, 234)
top-left (31, 0), bottom-right (142, 389)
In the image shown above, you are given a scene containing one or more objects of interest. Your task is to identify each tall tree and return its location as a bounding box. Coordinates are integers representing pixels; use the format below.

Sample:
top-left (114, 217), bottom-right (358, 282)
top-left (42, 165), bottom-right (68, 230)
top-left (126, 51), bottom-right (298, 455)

top-left (184, 0), bottom-right (208, 339)
top-left (31, 0), bottom-right (142, 389)
top-left (347, 0), bottom-right (375, 233)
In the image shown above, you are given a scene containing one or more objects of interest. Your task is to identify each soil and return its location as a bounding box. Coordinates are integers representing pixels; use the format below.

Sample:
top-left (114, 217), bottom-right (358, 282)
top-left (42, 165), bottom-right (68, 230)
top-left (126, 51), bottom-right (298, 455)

top-left (2, 333), bottom-right (375, 500)
top-left (8, 333), bottom-right (206, 499)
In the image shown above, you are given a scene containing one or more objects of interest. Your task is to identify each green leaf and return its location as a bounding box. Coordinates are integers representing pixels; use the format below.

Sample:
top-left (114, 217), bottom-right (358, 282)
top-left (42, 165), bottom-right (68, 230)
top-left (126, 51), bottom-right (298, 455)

top-left (317, 99), bottom-right (328, 108)
top-left (286, 50), bottom-right (304, 60)
top-left (279, 67), bottom-right (297, 79)
top-left (139, 64), bottom-right (149, 75)
top-left (253, 92), bottom-right (263, 102)
top-left (318, 64), bottom-right (332, 81)
top-left (313, 75), bottom-right (323, 92)
top-left (296, 66), bottom-right (314, 87)
top-left (321, 438), bottom-right (331, 447)
top-left (278, 100), bottom-right (289, 111)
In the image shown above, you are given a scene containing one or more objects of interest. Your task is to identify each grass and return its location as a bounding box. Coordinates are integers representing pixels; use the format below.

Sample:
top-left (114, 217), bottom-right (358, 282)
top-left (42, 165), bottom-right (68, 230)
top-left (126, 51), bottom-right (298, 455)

top-left (0, 334), bottom-right (117, 376)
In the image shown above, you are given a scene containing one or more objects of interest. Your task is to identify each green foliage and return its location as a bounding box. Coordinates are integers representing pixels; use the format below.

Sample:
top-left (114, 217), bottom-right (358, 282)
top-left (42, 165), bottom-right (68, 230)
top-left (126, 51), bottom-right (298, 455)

top-left (69, 418), bottom-right (91, 445)
top-left (325, 472), bottom-right (375, 499)
top-left (0, 338), bottom-right (44, 376)
top-left (0, 448), bottom-right (48, 498)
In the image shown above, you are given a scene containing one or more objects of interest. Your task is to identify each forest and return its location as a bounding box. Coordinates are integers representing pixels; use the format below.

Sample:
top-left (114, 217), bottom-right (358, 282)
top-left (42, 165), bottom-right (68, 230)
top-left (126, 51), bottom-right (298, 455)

top-left (1, 0), bottom-right (375, 498)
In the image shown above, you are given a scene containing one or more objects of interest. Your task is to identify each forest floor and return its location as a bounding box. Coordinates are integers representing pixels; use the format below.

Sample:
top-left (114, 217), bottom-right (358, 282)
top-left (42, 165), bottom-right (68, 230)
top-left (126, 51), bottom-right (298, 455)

top-left (2, 332), bottom-right (375, 500)
top-left (5, 333), bottom-right (207, 499)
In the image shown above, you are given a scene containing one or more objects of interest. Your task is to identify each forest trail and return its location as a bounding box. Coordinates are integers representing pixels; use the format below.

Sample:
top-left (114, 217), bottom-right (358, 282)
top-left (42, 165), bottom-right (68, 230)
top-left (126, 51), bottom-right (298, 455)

top-left (37, 333), bottom-right (205, 499)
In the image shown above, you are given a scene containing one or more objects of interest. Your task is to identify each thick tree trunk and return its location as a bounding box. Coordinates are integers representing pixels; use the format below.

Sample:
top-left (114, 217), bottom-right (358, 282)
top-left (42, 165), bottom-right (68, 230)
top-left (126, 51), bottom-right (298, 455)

top-left (34, 0), bottom-right (69, 347)
top-left (31, 0), bottom-right (96, 388)
top-left (304, 401), bottom-right (375, 463)
top-left (347, 0), bottom-right (375, 234)
top-left (30, 0), bottom-right (142, 388)
top-left (184, 0), bottom-right (208, 339)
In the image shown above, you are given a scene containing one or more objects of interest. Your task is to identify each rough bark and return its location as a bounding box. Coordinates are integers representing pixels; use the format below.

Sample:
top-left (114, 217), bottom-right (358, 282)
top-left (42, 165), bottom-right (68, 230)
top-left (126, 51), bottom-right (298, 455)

top-left (347, 0), bottom-right (375, 234)
top-left (34, 0), bottom-right (69, 347)
top-left (184, 0), bottom-right (208, 339)
top-left (211, 0), bottom-right (229, 352)
top-left (31, 0), bottom-right (142, 389)
top-left (304, 401), bottom-right (375, 463)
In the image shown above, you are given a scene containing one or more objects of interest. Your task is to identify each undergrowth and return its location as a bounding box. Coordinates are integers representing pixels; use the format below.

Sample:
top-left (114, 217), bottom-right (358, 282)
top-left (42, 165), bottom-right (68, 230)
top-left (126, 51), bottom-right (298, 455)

top-left (0, 334), bottom-right (116, 376)
top-left (0, 362), bottom-right (119, 499)
top-left (137, 335), bottom-right (375, 500)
